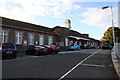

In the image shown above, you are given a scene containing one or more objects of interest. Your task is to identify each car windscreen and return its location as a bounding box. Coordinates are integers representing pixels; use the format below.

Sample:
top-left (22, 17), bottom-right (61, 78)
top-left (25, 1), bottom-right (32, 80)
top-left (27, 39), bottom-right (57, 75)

top-left (2, 43), bottom-right (15, 49)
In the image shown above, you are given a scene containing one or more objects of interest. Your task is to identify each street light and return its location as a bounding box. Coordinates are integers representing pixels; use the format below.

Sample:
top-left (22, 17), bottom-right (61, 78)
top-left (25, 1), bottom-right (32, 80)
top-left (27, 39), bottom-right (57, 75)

top-left (102, 6), bottom-right (117, 59)
top-left (102, 6), bottom-right (115, 46)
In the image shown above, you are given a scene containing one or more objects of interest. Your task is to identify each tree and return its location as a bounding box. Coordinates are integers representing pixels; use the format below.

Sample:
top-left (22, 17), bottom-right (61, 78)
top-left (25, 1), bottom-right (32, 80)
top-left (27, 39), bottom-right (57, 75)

top-left (101, 27), bottom-right (120, 45)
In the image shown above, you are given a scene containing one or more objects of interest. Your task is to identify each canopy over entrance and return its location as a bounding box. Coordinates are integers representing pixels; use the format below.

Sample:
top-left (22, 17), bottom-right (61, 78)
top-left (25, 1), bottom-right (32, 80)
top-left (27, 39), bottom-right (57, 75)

top-left (68, 35), bottom-right (89, 41)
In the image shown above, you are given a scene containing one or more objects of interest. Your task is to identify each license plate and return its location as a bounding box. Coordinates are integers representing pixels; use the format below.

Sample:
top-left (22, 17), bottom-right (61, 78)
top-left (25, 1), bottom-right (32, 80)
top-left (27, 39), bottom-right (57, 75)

top-left (7, 51), bottom-right (13, 54)
top-left (43, 49), bottom-right (47, 51)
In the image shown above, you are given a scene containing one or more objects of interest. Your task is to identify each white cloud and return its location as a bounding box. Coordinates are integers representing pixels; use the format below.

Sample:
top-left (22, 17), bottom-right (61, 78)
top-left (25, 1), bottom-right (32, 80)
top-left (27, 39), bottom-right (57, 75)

top-left (79, 7), bottom-right (118, 29)
top-left (0, 0), bottom-right (81, 21)
top-left (0, 0), bottom-right (118, 29)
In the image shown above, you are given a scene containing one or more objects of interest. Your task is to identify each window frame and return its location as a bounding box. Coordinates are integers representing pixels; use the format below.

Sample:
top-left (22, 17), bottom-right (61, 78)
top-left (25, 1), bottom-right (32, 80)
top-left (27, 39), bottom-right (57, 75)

top-left (48, 36), bottom-right (53, 45)
top-left (1, 30), bottom-right (8, 43)
top-left (28, 33), bottom-right (34, 45)
top-left (39, 34), bottom-right (44, 45)
top-left (15, 31), bottom-right (23, 45)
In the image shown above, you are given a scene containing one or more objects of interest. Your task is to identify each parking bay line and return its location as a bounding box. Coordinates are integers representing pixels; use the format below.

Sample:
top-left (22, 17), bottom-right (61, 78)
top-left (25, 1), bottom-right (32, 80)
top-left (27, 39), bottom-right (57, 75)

top-left (80, 63), bottom-right (105, 68)
top-left (58, 50), bottom-right (101, 80)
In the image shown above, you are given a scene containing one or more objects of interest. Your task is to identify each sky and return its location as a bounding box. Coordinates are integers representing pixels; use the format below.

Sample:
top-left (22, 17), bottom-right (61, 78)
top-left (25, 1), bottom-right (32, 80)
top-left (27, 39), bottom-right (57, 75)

top-left (0, 0), bottom-right (119, 40)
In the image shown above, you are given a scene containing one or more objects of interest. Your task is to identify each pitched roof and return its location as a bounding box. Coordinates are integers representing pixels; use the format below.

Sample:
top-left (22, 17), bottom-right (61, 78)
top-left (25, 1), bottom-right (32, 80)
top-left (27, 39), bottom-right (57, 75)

top-left (1, 16), bottom-right (54, 34)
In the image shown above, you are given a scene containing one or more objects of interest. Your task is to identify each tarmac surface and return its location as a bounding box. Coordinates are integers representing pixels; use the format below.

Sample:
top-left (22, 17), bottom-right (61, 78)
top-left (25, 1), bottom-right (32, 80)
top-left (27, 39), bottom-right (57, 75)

top-left (1, 49), bottom-right (120, 80)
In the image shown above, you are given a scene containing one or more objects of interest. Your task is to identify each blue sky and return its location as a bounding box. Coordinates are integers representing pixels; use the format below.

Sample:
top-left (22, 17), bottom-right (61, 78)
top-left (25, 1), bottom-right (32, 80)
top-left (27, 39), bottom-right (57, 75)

top-left (0, 0), bottom-right (119, 40)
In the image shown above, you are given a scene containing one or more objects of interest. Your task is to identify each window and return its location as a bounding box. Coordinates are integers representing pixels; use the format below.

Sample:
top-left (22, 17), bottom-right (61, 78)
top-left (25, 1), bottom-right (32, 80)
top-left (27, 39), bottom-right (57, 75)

top-left (15, 32), bottom-right (23, 44)
top-left (1, 30), bottom-right (8, 43)
top-left (60, 42), bottom-right (64, 47)
top-left (65, 38), bottom-right (68, 46)
top-left (39, 34), bottom-right (44, 45)
top-left (28, 33), bottom-right (34, 45)
top-left (48, 36), bottom-right (53, 45)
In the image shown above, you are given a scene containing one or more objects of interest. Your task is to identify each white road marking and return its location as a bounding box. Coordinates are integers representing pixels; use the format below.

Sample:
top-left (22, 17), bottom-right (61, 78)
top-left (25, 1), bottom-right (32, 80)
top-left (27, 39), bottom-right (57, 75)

top-left (58, 50), bottom-right (101, 80)
top-left (58, 49), bottom-right (99, 55)
top-left (58, 51), bottom-right (80, 54)
top-left (29, 56), bottom-right (40, 58)
top-left (80, 63), bottom-right (105, 67)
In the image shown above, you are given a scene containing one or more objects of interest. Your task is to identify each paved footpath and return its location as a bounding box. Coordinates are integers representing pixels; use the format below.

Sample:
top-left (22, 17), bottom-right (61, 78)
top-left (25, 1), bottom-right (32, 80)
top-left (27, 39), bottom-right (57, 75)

top-left (111, 50), bottom-right (120, 78)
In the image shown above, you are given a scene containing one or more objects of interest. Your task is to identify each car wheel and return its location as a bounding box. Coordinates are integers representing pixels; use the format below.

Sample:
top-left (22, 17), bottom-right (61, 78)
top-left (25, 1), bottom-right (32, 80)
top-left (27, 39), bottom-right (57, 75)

top-left (13, 54), bottom-right (16, 58)
top-left (35, 52), bottom-right (38, 56)
top-left (52, 52), bottom-right (54, 55)
top-left (13, 56), bottom-right (16, 59)
top-left (55, 52), bottom-right (58, 54)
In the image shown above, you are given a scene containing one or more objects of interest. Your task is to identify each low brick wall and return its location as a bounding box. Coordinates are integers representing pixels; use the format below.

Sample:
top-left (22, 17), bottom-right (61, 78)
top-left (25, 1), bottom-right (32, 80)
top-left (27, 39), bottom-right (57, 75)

top-left (16, 46), bottom-right (28, 56)
top-left (60, 46), bottom-right (69, 51)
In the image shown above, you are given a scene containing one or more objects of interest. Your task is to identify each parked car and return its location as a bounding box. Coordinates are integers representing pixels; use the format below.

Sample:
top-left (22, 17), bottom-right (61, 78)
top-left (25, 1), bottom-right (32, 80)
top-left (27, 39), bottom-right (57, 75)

top-left (69, 44), bottom-right (80, 51)
top-left (44, 45), bottom-right (61, 54)
top-left (101, 43), bottom-right (111, 49)
top-left (25, 46), bottom-right (48, 56)
top-left (84, 45), bottom-right (96, 49)
top-left (1, 43), bottom-right (17, 59)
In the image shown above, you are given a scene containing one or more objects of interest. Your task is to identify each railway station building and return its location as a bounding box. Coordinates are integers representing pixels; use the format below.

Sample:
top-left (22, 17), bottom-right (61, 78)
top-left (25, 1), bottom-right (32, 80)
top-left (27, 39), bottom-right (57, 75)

top-left (0, 17), bottom-right (99, 53)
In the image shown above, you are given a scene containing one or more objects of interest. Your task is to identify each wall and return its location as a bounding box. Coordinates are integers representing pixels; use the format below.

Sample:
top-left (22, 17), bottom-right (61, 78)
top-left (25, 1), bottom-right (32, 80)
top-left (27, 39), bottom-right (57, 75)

top-left (2, 25), bottom-right (57, 53)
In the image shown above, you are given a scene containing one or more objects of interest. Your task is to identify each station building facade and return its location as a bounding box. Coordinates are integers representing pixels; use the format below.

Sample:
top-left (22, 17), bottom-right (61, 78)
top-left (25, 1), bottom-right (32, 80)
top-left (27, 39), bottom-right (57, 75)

top-left (0, 17), bottom-right (99, 53)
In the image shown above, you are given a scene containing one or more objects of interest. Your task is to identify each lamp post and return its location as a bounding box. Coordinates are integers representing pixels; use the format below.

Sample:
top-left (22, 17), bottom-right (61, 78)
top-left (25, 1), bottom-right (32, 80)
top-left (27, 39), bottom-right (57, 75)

top-left (102, 6), bottom-right (117, 59)
top-left (102, 6), bottom-right (115, 46)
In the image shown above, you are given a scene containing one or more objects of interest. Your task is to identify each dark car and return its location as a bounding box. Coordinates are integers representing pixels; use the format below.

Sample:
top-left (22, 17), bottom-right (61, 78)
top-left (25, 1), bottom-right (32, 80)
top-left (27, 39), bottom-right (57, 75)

top-left (85, 45), bottom-right (96, 49)
top-left (44, 45), bottom-right (61, 54)
top-left (101, 43), bottom-right (111, 49)
top-left (25, 46), bottom-right (48, 56)
top-left (1, 43), bottom-right (17, 59)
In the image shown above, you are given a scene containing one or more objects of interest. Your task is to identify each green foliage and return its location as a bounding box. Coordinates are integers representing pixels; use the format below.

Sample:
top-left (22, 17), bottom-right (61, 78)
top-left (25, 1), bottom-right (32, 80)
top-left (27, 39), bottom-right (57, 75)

top-left (101, 27), bottom-right (120, 44)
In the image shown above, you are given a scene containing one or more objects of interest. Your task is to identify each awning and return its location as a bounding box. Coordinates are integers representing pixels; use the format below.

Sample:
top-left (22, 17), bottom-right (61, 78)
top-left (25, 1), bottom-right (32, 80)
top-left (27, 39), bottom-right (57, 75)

top-left (68, 36), bottom-right (89, 41)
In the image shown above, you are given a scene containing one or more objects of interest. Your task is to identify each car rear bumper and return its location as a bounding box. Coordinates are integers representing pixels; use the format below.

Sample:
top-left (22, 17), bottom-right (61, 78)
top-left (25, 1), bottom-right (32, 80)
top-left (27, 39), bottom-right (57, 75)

top-left (2, 51), bottom-right (16, 59)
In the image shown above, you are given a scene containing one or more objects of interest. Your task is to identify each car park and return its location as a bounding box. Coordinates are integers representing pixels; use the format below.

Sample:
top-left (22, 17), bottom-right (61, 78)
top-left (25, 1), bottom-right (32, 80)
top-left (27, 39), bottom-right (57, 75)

top-left (25, 46), bottom-right (48, 56)
top-left (1, 43), bottom-right (17, 59)
top-left (69, 44), bottom-right (80, 51)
